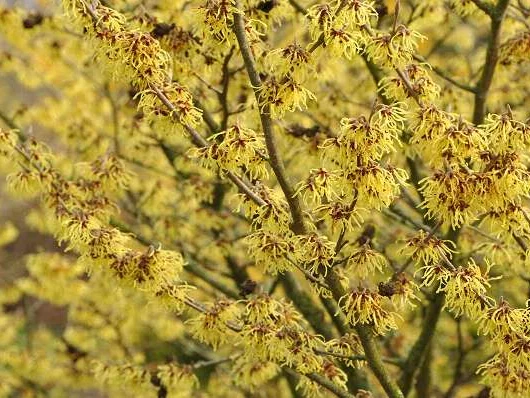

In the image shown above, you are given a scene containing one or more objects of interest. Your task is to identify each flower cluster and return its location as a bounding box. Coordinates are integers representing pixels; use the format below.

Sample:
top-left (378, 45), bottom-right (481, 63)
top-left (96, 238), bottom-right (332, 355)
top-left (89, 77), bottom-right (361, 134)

top-left (380, 63), bottom-right (440, 103)
top-left (365, 25), bottom-right (426, 68)
top-left (190, 124), bottom-right (268, 179)
top-left (410, 105), bottom-right (486, 168)
top-left (343, 241), bottom-right (388, 280)
top-left (477, 299), bottom-right (530, 397)
top-left (66, 2), bottom-right (203, 131)
top-left (240, 294), bottom-right (348, 391)
top-left (244, 229), bottom-right (296, 274)
top-left (187, 300), bottom-right (241, 349)
top-left (499, 31), bottom-right (530, 65)
top-left (339, 288), bottom-right (400, 334)
top-left (196, 0), bottom-right (239, 44)
top-left (295, 168), bottom-right (342, 205)
top-left (307, 0), bottom-right (375, 58)
top-left (436, 259), bottom-right (495, 318)
top-left (259, 78), bottom-right (316, 119)
top-left (318, 103), bottom-right (408, 210)
top-left (401, 229), bottom-right (455, 265)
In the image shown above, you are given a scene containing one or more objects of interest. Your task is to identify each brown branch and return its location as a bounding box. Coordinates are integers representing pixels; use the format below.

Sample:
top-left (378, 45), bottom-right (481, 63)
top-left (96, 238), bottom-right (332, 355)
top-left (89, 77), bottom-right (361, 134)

top-left (193, 98), bottom-right (220, 133)
top-left (223, 9), bottom-right (336, 338)
top-left (324, 272), bottom-right (405, 398)
top-left (218, 46), bottom-right (235, 130)
top-left (443, 318), bottom-right (466, 398)
top-left (82, 1), bottom-right (266, 210)
top-left (234, 9), bottom-right (410, 388)
top-left (232, 2), bottom-right (306, 234)
top-left (314, 349), bottom-right (403, 367)
top-left (0, 110), bottom-right (27, 141)
top-left (398, 291), bottom-right (444, 396)
top-left (151, 85), bottom-right (267, 206)
top-left (231, 9), bottom-right (406, 395)
top-left (414, 343), bottom-right (432, 397)
top-left (398, 227), bottom-right (460, 395)
top-left (283, 368), bottom-right (356, 398)
top-left (413, 55), bottom-right (477, 93)
top-left (288, 0), bottom-right (307, 15)
top-left (472, 0), bottom-right (510, 125)
top-left (470, 0), bottom-right (496, 15)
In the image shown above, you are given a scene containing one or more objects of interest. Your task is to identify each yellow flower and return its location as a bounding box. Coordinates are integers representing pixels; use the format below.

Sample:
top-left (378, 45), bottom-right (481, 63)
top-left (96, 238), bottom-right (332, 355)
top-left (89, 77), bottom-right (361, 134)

top-left (294, 233), bottom-right (335, 276)
top-left (325, 28), bottom-right (365, 59)
top-left (365, 25), bottom-right (426, 68)
top-left (245, 293), bottom-right (282, 324)
top-left (437, 259), bottom-right (496, 319)
top-left (335, 0), bottom-right (377, 29)
top-left (339, 288), bottom-right (399, 334)
top-left (307, 4), bottom-right (335, 42)
top-left (420, 167), bottom-right (480, 228)
top-left (92, 362), bottom-right (154, 394)
top-left (257, 76), bottom-right (317, 119)
top-left (380, 63), bottom-right (440, 103)
top-left (6, 170), bottom-right (41, 196)
top-left (241, 303), bottom-right (322, 370)
top-left (235, 182), bottom-right (293, 232)
top-left (378, 273), bottom-right (419, 310)
top-left (481, 111), bottom-right (530, 154)
top-left (0, 128), bottom-right (18, 154)
top-left (477, 298), bottom-right (527, 337)
top-left (231, 356), bottom-right (280, 391)
top-left (416, 263), bottom-right (451, 288)
top-left (191, 125), bottom-right (268, 179)
top-left (481, 202), bottom-right (530, 240)
top-left (245, 229), bottom-right (296, 274)
top-left (138, 83), bottom-right (203, 127)
top-left (187, 300), bottom-right (240, 350)
top-left (196, 0), bottom-right (239, 44)
top-left (324, 333), bottom-right (364, 368)
top-left (322, 104), bottom-right (403, 166)
top-left (401, 229), bottom-right (455, 265)
top-left (89, 154), bottom-right (131, 190)
top-left (411, 106), bottom-right (486, 167)
top-left (157, 364), bottom-right (199, 396)
top-left (94, 29), bottom-right (172, 89)
top-left (348, 162), bottom-right (407, 210)
top-left (108, 245), bottom-right (185, 291)
top-left (344, 243), bottom-right (388, 279)
top-left (295, 168), bottom-right (342, 205)
top-left (477, 354), bottom-right (530, 398)
top-left (315, 201), bottom-right (363, 232)
top-left (499, 31), bottom-right (530, 66)
top-left (266, 43), bottom-right (315, 81)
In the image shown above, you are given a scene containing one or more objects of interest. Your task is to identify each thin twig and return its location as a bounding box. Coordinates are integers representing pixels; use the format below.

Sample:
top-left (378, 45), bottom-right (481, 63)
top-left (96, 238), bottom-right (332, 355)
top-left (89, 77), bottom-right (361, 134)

top-left (232, 2), bottom-right (307, 234)
top-left (153, 84), bottom-right (267, 207)
top-left (283, 368), bottom-right (356, 398)
top-left (314, 349), bottom-right (404, 367)
top-left (472, 0), bottom-right (510, 124)
top-left (0, 110), bottom-right (27, 141)
top-left (413, 55), bottom-right (477, 93)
